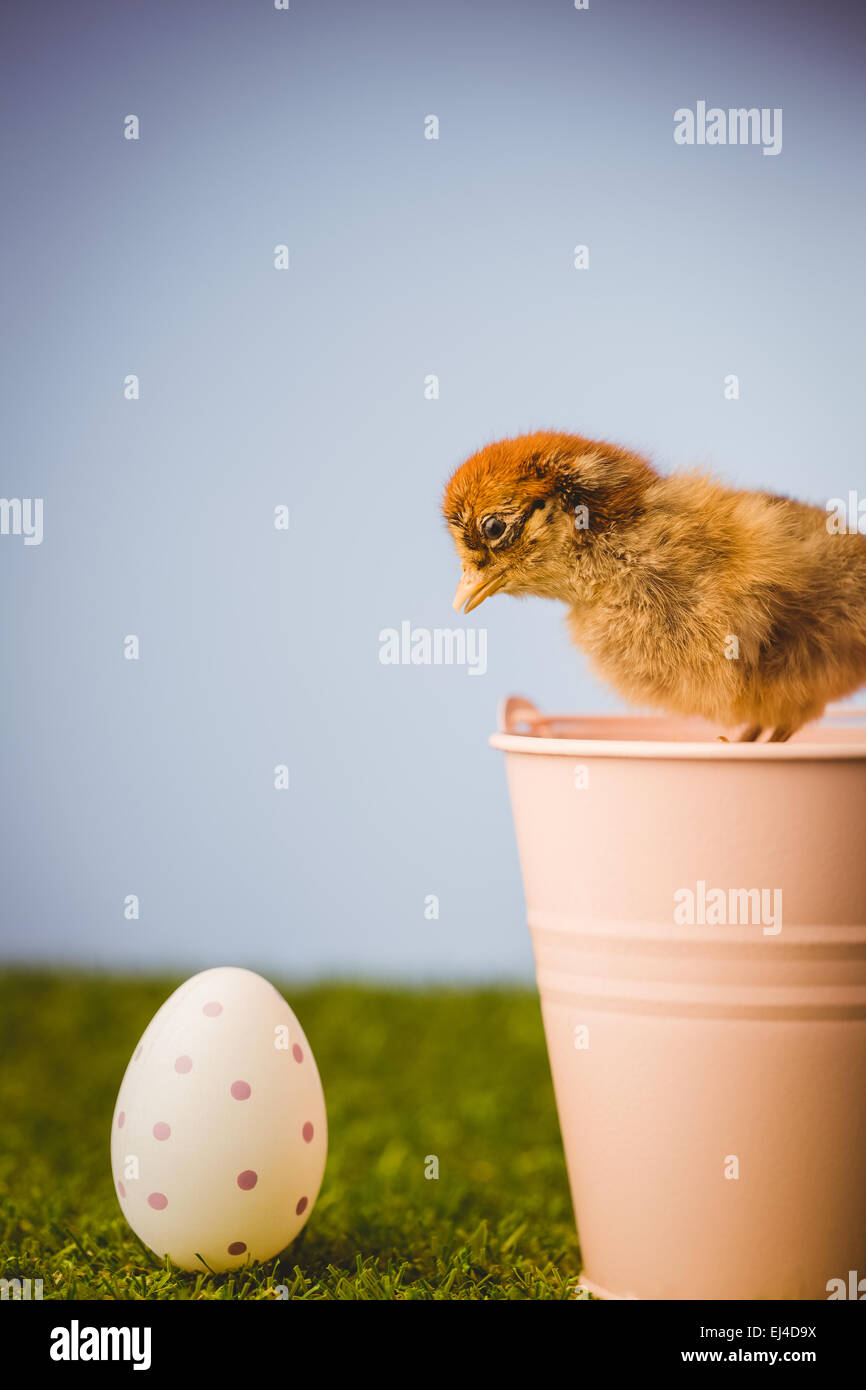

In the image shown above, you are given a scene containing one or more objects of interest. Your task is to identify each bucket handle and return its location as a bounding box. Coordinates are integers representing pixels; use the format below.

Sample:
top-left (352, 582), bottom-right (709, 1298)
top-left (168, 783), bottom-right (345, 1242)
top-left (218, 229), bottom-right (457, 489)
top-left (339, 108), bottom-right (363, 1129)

top-left (498, 696), bottom-right (556, 737)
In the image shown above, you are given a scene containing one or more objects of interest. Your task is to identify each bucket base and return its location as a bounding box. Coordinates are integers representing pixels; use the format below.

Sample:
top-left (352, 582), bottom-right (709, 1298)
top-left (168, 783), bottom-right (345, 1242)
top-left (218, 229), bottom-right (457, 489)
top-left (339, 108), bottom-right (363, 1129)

top-left (577, 1275), bottom-right (639, 1300)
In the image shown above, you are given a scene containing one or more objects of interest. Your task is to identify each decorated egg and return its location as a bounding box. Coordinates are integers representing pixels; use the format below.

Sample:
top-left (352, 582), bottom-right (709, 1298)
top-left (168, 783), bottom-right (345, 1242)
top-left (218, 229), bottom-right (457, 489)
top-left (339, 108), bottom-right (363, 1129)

top-left (110, 966), bottom-right (327, 1271)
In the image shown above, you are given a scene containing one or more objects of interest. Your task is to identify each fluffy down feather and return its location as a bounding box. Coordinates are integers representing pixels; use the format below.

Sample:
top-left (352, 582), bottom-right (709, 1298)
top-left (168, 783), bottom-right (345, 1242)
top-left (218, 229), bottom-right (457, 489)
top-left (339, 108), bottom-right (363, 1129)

top-left (443, 431), bottom-right (866, 740)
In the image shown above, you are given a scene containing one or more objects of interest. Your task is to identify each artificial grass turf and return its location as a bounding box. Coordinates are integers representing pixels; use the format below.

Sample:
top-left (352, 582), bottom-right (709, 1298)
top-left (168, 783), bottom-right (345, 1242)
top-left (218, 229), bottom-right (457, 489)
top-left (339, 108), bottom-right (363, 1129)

top-left (0, 972), bottom-right (582, 1300)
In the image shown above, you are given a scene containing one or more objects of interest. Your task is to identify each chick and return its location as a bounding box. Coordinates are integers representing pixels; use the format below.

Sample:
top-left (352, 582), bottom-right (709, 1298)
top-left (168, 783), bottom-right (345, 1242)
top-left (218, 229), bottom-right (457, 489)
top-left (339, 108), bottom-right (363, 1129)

top-left (443, 430), bottom-right (866, 741)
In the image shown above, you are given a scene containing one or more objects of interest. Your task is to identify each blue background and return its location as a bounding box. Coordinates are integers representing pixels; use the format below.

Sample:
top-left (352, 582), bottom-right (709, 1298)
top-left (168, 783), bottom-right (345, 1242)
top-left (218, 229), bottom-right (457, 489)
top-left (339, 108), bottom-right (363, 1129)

top-left (1, 0), bottom-right (864, 979)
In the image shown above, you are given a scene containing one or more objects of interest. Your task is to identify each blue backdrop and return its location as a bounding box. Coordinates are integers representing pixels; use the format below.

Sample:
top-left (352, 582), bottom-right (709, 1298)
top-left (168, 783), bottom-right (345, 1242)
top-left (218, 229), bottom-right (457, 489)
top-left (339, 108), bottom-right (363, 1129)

top-left (1, 0), bottom-right (863, 979)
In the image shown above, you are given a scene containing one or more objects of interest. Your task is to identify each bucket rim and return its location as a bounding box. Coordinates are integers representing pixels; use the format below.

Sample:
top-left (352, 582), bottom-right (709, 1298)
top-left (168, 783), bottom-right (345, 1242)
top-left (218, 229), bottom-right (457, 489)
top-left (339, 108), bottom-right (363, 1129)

top-left (490, 697), bottom-right (866, 760)
top-left (489, 731), bottom-right (866, 759)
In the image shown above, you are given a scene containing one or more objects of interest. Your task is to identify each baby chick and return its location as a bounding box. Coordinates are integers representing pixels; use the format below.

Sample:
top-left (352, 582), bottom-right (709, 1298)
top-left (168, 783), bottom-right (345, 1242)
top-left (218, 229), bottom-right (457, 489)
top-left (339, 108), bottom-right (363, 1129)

top-left (443, 430), bottom-right (866, 740)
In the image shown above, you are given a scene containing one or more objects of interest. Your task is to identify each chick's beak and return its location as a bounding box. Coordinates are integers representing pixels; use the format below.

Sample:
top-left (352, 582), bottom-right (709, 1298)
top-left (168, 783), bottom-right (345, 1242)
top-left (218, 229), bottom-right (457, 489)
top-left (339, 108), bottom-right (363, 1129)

top-left (452, 566), bottom-right (504, 614)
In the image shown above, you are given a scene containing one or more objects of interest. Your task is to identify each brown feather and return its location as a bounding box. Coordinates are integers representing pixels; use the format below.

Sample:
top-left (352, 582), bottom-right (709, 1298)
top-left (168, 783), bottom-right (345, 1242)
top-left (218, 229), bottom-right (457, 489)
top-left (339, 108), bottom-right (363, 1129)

top-left (442, 431), bottom-right (866, 738)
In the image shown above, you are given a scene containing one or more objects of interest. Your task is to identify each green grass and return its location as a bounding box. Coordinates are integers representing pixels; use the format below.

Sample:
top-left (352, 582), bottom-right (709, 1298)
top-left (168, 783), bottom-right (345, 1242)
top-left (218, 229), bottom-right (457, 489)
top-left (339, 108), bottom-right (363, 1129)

top-left (0, 972), bottom-right (583, 1300)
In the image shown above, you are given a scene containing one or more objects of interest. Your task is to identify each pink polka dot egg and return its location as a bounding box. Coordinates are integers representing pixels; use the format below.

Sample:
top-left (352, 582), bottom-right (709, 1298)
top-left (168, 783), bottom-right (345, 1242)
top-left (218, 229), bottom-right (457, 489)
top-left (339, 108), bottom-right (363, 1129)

top-left (110, 967), bottom-right (327, 1272)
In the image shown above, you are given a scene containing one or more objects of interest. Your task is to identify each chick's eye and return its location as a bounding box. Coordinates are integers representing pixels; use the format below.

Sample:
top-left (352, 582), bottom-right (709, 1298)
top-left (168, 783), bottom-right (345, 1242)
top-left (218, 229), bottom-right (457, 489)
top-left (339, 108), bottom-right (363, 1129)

top-left (481, 516), bottom-right (507, 541)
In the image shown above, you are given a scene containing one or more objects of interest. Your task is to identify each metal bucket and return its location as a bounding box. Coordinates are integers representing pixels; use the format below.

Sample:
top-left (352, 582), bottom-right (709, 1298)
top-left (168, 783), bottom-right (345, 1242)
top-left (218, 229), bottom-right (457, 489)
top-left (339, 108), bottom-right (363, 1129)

top-left (491, 698), bottom-right (866, 1299)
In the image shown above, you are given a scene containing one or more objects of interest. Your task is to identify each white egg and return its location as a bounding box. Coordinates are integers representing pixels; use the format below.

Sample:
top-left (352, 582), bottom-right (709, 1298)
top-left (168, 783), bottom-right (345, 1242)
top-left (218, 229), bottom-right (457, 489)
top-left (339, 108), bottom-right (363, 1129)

top-left (110, 967), bottom-right (327, 1272)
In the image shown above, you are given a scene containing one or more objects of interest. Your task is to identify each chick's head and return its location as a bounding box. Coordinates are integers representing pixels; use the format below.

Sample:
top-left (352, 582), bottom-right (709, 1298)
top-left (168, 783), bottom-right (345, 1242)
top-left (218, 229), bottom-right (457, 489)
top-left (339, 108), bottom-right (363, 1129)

top-left (443, 430), bottom-right (653, 613)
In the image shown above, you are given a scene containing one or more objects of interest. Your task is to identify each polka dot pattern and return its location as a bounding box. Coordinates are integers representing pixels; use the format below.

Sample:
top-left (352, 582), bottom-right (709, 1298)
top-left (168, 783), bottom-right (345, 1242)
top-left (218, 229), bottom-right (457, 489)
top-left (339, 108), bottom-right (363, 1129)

top-left (113, 972), bottom-right (325, 1270)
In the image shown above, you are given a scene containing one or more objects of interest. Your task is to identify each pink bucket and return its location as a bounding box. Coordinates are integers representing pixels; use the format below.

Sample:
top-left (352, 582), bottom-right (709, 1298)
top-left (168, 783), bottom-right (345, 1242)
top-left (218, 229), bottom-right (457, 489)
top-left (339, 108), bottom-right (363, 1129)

top-left (490, 697), bottom-right (866, 1300)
